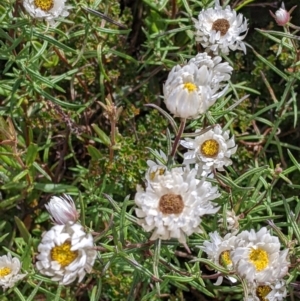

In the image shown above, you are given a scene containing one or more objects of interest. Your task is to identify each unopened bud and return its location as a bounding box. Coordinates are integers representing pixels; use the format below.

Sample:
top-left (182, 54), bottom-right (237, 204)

top-left (45, 194), bottom-right (79, 225)
top-left (270, 3), bottom-right (290, 26)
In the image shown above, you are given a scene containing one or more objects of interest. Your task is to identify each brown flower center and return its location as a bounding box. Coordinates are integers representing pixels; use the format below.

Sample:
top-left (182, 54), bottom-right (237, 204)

top-left (200, 139), bottom-right (219, 157)
top-left (212, 18), bottom-right (230, 36)
top-left (159, 194), bottom-right (184, 215)
top-left (34, 0), bottom-right (54, 11)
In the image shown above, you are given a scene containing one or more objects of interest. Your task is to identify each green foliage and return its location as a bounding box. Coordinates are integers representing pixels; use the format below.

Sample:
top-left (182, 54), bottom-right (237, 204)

top-left (1, 0), bottom-right (300, 300)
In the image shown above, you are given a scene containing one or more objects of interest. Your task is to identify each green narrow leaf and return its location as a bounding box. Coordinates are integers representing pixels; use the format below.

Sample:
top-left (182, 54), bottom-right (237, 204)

top-left (90, 286), bottom-right (97, 301)
top-left (87, 145), bottom-right (103, 160)
top-left (153, 239), bottom-right (161, 295)
top-left (0, 233), bottom-right (9, 243)
top-left (25, 143), bottom-right (38, 166)
top-left (282, 196), bottom-right (300, 243)
top-left (32, 162), bottom-right (52, 181)
top-left (27, 281), bottom-right (42, 301)
top-left (252, 48), bottom-right (289, 81)
top-left (30, 31), bottom-right (77, 54)
top-left (22, 236), bottom-right (33, 270)
top-left (79, 192), bottom-right (85, 227)
top-left (13, 287), bottom-right (26, 301)
top-left (54, 285), bottom-right (63, 301)
top-left (34, 183), bottom-right (78, 193)
top-left (287, 149), bottom-right (300, 171)
top-left (91, 124), bottom-right (111, 146)
top-left (14, 216), bottom-right (31, 243)
top-left (12, 169), bottom-right (29, 182)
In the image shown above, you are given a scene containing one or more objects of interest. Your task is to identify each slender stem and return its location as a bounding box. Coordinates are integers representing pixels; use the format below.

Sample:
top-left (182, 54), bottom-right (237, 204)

top-left (109, 115), bottom-right (116, 163)
top-left (170, 118), bottom-right (186, 157)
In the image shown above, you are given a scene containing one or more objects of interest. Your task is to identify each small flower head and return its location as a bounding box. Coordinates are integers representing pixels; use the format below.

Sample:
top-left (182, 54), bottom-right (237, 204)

top-left (145, 150), bottom-right (168, 182)
top-left (135, 167), bottom-right (220, 243)
top-left (163, 54), bottom-right (232, 119)
top-left (0, 253), bottom-right (26, 290)
top-left (246, 279), bottom-right (287, 301)
top-left (201, 231), bottom-right (237, 285)
top-left (270, 3), bottom-right (290, 26)
top-left (231, 227), bottom-right (289, 284)
top-left (200, 231), bottom-right (236, 270)
top-left (194, 0), bottom-right (248, 55)
top-left (45, 194), bottom-right (79, 225)
top-left (36, 223), bottom-right (97, 285)
top-left (218, 210), bottom-right (240, 234)
top-left (180, 124), bottom-right (237, 176)
top-left (23, 0), bottom-right (70, 25)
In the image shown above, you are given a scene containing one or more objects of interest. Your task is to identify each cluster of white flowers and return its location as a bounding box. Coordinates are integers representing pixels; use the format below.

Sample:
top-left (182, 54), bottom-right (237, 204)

top-left (201, 228), bottom-right (289, 301)
top-left (135, 1), bottom-right (243, 247)
top-left (12, 0), bottom-right (293, 298)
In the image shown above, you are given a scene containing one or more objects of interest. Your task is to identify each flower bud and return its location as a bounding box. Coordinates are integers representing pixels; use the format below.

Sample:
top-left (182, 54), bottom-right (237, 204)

top-left (45, 194), bottom-right (79, 225)
top-left (270, 3), bottom-right (290, 26)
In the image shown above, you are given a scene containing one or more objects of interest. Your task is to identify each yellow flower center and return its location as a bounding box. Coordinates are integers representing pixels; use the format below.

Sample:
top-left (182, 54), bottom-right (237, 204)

top-left (0, 267), bottom-right (11, 277)
top-left (212, 18), bottom-right (230, 36)
top-left (51, 242), bottom-right (78, 267)
top-left (34, 0), bottom-right (54, 11)
top-left (256, 285), bottom-right (272, 301)
top-left (159, 194), bottom-right (184, 215)
top-left (183, 82), bottom-right (197, 93)
top-left (219, 250), bottom-right (232, 268)
top-left (200, 139), bottom-right (219, 157)
top-left (149, 168), bottom-right (165, 180)
top-left (248, 248), bottom-right (269, 272)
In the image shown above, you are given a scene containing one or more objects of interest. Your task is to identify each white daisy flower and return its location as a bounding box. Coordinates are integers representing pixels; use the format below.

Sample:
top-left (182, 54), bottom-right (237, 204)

top-left (246, 279), bottom-right (287, 301)
top-left (231, 227), bottom-right (289, 284)
top-left (0, 253), bottom-right (26, 290)
top-left (45, 194), bottom-right (79, 225)
top-left (180, 124), bottom-right (237, 176)
top-left (194, 0), bottom-right (248, 55)
top-left (23, 0), bottom-right (70, 25)
top-left (218, 210), bottom-right (240, 234)
top-left (201, 231), bottom-right (237, 285)
top-left (135, 167), bottom-right (220, 243)
top-left (163, 55), bottom-right (232, 119)
top-left (36, 222), bottom-right (97, 285)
